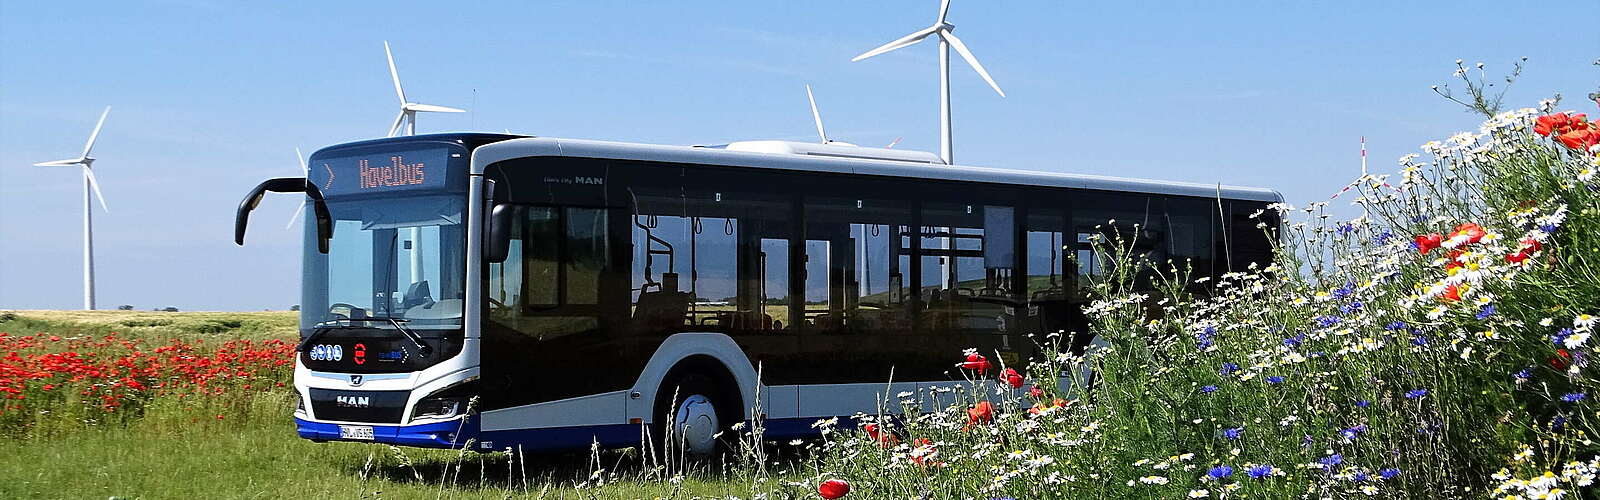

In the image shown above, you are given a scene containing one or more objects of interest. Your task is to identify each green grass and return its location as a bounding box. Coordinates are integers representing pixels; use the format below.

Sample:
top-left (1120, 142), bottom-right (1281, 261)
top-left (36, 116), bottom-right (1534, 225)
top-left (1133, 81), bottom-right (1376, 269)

top-left (0, 311), bottom-right (786, 500)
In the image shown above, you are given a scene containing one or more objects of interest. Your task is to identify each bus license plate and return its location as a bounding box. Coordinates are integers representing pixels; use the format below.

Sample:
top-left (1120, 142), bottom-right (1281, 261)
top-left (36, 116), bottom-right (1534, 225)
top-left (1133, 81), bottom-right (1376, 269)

top-left (339, 425), bottom-right (374, 440)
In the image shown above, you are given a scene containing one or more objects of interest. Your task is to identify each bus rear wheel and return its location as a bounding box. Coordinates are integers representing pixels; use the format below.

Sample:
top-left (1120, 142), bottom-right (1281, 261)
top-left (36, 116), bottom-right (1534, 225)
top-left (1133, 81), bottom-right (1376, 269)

top-left (654, 373), bottom-right (729, 458)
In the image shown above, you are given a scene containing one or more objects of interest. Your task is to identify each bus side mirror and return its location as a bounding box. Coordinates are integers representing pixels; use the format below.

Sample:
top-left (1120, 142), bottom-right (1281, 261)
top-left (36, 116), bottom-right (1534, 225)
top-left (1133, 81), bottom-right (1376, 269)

top-left (235, 177), bottom-right (334, 253)
top-left (485, 204), bottom-right (513, 263)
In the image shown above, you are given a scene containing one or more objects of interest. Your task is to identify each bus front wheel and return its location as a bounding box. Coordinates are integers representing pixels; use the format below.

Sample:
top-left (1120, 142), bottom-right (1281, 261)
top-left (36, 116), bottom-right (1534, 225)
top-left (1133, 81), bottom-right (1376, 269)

top-left (653, 373), bottom-right (727, 458)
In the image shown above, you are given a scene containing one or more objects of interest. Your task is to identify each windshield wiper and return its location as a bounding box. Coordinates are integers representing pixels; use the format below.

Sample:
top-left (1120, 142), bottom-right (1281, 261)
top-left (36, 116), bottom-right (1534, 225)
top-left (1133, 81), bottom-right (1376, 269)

top-left (352, 316), bottom-right (433, 357)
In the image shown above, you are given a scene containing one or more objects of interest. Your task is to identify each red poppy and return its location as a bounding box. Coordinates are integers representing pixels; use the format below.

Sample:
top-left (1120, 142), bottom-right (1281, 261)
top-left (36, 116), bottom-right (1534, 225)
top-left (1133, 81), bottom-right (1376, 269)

top-left (960, 353), bottom-right (992, 373)
top-left (1027, 385), bottom-right (1045, 399)
top-left (1028, 397), bottom-right (1073, 416)
top-left (1535, 113), bottom-right (1572, 136)
top-left (1415, 233), bottom-right (1443, 255)
top-left (1451, 223), bottom-right (1486, 245)
top-left (862, 422), bottom-right (897, 447)
top-left (1444, 249), bottom-right (1466, 272)
top-left (1506, 237), bottom-right (1542, 264)
top-left (1558, 128), bottom-right (1600, 152)
top-left (1439, 284), bottom-right (1462, 303)
top-left (1000, 368), bottom-right (1024, 389)
top-left (818, 478), bottom-right (850, 499)
top-left (1551, 349), bottom-right (1572, 370)
top-left (966, 401), bottom-right (995, 427)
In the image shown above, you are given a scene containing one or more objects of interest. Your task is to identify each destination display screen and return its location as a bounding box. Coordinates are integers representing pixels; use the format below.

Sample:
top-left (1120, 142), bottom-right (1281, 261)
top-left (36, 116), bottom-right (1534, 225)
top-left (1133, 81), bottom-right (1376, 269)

top-left (308, 148), bottom-right (453, 197)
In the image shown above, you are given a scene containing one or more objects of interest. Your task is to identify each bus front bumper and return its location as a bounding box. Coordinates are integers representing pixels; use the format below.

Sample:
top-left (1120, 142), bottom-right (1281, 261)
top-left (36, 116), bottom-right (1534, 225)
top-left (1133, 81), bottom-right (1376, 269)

top-left (295, 416), bottom-right (479, 449)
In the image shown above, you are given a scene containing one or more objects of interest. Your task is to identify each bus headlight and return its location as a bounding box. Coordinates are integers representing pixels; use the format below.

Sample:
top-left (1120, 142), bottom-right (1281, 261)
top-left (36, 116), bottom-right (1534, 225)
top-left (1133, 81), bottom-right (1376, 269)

top-left (411, 396), bottom-right (467, 420)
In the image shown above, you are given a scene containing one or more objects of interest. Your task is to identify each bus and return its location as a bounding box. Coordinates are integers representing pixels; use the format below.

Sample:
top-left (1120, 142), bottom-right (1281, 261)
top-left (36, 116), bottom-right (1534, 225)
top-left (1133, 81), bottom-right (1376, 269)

top-left (233, 133), bottom-right (1280, 454)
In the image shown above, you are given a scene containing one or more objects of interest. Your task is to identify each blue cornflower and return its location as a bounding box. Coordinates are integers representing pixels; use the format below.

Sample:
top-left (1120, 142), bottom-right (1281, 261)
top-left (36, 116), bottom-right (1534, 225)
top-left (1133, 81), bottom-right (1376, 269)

top-left (1514, 368), bottom-right (1532, 380)
top-left (1562, 392), bottom-right (1587, 402)
top-left (1340, 425), bottom-right (1367, 440)
top-left (1379, 468), bottom-right (1401, 480)
top-left (1332, 282), bottom-right (1355, 299)
top-left (1283, 333), bottom-right (1306, 348)
top-left (1208, 465), bottom-right (1234, 479)
top-left (1267, 375), bottom-right (1285, 384)
top-left (1351, 471), bottom-right (1370, 482)
top-left (1553, 416), bottom-right (1568, 432)
top-left (1319, 454), bottom-right (1344, 467)
top-left (1373, 229), bottom-right (1393, 245)
top-left (1220, 362), bottom-right (1240, 375)
top-left (1224, 427), bottom-right (1243, 440)
top-left (1405, 389), bottom-right (1428, 399)
top-left (1203, 325), bottom-right (1217, 336)
top-left (1340, 301), bottom-right (1363, 315)
top-left (1476, 304), bottom-right (1495, 320)
top-left (1355, 399), bottom-right (1371, 408)
top-left (1336, 222), bottom-right (1355, 236)
top-left (1247, 464), bottom-right (1275, 479)
top-left (1553, 328), bottom-right (1574, 346)
top-left (1315, 315), bottom-right (1341, 328)
top-left (1385, 321), bottom-right (1407, 331)
top-left (1201, 385), bottom-right (1219, 394)
top-left (1540, 223), bottom-right (1557, 234)
top-left (1411, 336), bottom-right (1429, 346)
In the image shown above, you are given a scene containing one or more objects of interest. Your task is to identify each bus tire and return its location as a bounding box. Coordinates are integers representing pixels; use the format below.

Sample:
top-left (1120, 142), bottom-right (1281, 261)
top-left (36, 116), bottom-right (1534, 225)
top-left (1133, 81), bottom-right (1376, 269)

top-left (652, 372), bottom-right (733, 459)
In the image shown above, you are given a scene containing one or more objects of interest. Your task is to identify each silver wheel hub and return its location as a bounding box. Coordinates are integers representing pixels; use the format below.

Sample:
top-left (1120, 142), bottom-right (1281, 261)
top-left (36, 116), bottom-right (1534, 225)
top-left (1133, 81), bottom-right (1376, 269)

top-left (673, 394), bottom-right (718, 455)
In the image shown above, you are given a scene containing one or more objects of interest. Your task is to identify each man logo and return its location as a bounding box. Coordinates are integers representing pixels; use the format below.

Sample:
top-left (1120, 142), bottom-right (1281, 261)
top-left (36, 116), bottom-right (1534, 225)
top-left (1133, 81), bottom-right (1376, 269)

top-left (349, 375), bottom-right (363, 387)
top-left (335, 395), bottom-right (371, 408)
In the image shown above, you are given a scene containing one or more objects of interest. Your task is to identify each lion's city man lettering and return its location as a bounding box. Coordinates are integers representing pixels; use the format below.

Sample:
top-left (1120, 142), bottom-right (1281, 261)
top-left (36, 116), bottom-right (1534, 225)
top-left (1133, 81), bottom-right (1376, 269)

top-left (358, 155), bottom-right (427, 189)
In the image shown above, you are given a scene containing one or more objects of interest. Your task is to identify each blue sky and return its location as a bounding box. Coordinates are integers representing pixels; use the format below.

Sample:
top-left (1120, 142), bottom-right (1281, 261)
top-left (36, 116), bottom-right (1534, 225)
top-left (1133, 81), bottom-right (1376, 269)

top-left (1, 1), bottom-right (1595, 311)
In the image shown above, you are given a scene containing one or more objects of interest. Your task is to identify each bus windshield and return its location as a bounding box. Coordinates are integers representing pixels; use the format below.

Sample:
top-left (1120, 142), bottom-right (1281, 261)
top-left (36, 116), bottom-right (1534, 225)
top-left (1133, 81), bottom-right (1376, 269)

top-left (300, 194), bottom-right (467, 337)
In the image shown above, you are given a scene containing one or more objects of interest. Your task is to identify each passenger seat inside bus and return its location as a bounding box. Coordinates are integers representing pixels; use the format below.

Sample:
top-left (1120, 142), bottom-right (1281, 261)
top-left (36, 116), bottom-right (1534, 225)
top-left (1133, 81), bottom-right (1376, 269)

top-left (634, 272), bottom-right (691, 333)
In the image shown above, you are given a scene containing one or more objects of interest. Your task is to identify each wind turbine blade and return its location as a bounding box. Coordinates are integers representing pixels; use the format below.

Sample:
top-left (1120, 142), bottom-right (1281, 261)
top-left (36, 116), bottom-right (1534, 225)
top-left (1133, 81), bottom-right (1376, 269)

top-left (33, 159), bottom-right (82, 167)
top-left (295, 147), bottom-right (307, 174)
top-left (388, 110), bottom-right (407, 137)
top-left (936, 0), bottom-right (952, 24)
top-left (406, 103), bottom-right (466, 113)
top-left (851, 25), bottom-right (938, 62)
top-left (941, 30), bottom-right (1005, 97)
top-left (286, 200), bottom-right (306, 229)
top-left (82, 167), bottom-right (109, 213)
top-left (806, 84), bottom-right (828, 143)
top-left (81, 106), bottom-right (110, 159)
top-left (384, 41), bottom-right (406, 105)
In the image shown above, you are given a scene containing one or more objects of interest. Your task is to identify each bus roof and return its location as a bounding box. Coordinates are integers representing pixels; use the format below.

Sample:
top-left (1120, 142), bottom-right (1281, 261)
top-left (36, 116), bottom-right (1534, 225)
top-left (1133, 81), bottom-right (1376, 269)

top-left (468, 136), bottom-right (1284, 203)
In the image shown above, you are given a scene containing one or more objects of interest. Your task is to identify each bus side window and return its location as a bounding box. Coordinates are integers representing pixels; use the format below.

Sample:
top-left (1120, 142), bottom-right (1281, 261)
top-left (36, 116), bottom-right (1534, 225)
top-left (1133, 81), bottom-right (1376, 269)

top-left (1164, 197), bottom-right (1217, 284)
top-left (487, 206), bottom-right (608, 341)
top-left (919, 201), bottom-right (1013, 336)
top-left (802, 196), bottom-right (913, 336)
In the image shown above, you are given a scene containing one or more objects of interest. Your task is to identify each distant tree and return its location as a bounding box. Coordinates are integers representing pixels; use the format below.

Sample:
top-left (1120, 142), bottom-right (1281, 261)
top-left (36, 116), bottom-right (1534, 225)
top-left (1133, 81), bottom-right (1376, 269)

top-left (161, 307), bottom-right (179, 312)
top-left (289, 305), bottom-right (301, 311)
top-left (117, 305), bottom-right (133, 311)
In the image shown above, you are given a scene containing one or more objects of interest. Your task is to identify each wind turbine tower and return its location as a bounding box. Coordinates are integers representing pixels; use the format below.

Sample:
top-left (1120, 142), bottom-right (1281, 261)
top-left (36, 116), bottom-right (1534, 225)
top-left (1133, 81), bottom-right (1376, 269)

top-left (33, 107), bottom-right (112, 310)
top-left (851, 0), bottom-right (1005, 165)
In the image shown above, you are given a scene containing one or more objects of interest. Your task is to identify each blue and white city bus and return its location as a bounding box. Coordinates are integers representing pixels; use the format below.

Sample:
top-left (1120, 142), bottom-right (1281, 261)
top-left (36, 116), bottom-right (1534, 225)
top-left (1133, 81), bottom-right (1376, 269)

top-left (234, 133), bottom-right (1280, 454)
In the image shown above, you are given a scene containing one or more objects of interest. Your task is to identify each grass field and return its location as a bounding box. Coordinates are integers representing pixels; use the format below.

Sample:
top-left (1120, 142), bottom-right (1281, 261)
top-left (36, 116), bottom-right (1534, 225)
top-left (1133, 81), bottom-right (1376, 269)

top-left (0, 310), bottom-right (784, 500)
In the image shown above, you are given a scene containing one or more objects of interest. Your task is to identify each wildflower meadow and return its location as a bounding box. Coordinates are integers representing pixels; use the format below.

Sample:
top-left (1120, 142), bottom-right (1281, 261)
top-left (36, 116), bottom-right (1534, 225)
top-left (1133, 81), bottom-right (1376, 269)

top-left (777, 91), bottom-right (1600, 497)
top-left (4, 71), bottom-right (1600, 499)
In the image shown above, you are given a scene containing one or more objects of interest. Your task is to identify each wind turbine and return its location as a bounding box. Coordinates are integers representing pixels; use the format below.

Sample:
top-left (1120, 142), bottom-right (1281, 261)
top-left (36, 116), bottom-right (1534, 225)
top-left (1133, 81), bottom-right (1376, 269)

top-left (384, 41), bottom-right (464, 137)
top-left (286, 147), bottom-right (308, 229)
top-left (33, 106), bottom-right (111, 310)
top-left (851, 0), bottom-right (1004, 165)
top-left (804, 84), bottom-right (855, 146)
